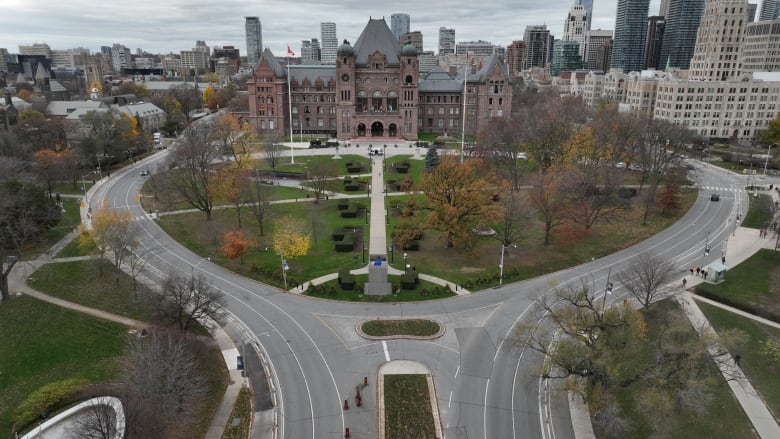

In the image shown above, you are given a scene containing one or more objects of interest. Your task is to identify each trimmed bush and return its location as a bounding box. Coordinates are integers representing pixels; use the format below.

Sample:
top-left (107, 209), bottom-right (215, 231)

top-left (334, 234), bottom-right (355, 251)
top-left (332, 230), bottom-right (346, 241)
top-left (338, 200), bottom-right (350, 210)
top-left (14, 378), bottom-right (88, 427)
top-left (339, 273), bottom-right (355, 290)
top-left (400, 272), bottom-right (419, 290)
top-left (341, 204), bottom-right (358, 217)
top-left (345, 184), bottom-right (360, 192)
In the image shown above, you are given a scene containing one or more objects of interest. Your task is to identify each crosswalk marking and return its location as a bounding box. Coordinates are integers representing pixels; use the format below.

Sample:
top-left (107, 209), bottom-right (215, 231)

top-left (701, 186), bottom-right (743, 192)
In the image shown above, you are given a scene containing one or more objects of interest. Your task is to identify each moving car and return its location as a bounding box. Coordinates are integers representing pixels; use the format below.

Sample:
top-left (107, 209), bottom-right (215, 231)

top-left (140, 169), bottom-right (150, 176)
top-left (710, 193), bottom-right (720, 201)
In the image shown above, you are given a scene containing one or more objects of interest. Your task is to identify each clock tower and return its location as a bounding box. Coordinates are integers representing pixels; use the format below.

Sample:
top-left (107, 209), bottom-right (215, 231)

top-left (336, 40), bottom-right (355, 140)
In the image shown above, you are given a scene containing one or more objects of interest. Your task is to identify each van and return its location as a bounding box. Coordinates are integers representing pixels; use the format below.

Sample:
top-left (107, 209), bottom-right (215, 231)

top-left (153, 132), bottom-right (162, 144)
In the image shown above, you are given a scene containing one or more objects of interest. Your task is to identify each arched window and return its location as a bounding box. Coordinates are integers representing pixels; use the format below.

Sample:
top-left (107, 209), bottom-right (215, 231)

top-left (387, 91), bottom-right (398, 112)
top-left (372, 90), bottom-right (383, 111)
top-left (357, 90), bottom-right (368, 112)
top-left (405, 75), bottom-right (413, 85)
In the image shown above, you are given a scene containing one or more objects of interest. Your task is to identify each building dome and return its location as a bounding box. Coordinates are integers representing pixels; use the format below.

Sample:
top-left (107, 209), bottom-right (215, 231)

top-left (337, 39), bottom-right (354, 56)
top-left (401, 43), bottom-right (418, 56)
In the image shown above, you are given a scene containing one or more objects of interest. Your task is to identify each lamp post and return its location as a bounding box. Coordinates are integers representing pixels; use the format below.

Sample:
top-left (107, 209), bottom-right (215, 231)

top-left (403, 253), bottom-right (408, 273)
top-left (602, 267), bottom-right (612, 313)
top-left (764, 143), bottom-right (773, 175)
top-left (280, 254), bottom-right (289, 289)
top-left (362, 245), bottom-right (366, 264)
top-left (191, 257), bottom-right (211, 276)
top-left (499, 244), bottom-right (506, 286)
top-left (388, 244), bottom-right (394, 263)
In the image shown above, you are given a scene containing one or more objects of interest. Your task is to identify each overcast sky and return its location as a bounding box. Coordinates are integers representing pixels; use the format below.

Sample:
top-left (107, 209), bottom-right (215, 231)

top-left (1, 0), bottom-right (661, 56)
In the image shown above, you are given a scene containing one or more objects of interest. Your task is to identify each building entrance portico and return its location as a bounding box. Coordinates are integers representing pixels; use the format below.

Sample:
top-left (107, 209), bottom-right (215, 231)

top-left (371, 121), bottom-right (384, 137)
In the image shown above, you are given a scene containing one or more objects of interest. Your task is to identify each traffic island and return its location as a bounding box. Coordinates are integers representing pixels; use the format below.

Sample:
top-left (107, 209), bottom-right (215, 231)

top-left (378, 361), bottom-right (442, 439)
top-left (358, 319), bottom-right (443, 340)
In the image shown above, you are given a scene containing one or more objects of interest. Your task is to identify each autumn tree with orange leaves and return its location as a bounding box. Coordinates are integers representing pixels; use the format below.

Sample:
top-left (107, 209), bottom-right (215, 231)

top-left (419, 156), bottom-right (502, 249)
top-left (220, 230), bottom-right (254, 264)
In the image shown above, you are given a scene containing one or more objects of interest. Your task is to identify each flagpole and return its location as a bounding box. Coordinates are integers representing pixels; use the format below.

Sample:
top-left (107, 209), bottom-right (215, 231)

top-left (460, 60), bottom-right (468, 164)
top-left (287, 61), bottom-right (295, 164)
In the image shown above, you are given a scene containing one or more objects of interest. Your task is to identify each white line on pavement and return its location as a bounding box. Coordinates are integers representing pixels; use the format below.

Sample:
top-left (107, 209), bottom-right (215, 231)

top-left (382, 340), bottom-right (390, 361)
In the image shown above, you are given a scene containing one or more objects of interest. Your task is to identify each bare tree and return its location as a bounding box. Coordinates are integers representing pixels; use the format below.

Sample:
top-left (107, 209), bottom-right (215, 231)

top-left (125, 244), bottom-right (156, 294)
top-left (261, 136), bottom-right (283, 172)
top-left (68, 397), bottom-right (119, 439)
top-left (516, 281), bottom-right (748, 437)
top-left (617, 253), bottom-right (675, 307)
top-left (307, 160), bottom-right (337, 202)
top-left (494, 188), bottom-right (531, 249)
top-left (166, 121), bottom-right (219, 220)
top-left (118, 328), bottom-right (208, 438)
top-left (528, 168), bottom-right (570, 246)
top-left (158, 272), bottom-right (224, 331)
top-left (249, 179), bottom-right (274, 236)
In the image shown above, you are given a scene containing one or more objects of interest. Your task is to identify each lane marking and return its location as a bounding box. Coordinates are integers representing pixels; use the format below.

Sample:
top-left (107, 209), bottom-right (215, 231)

top-left (382, 340), bottom-right (390, 361)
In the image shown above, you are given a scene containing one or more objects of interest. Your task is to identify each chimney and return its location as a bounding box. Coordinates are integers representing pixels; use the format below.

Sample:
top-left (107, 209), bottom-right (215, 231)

top-left (448, 66), bottom-right (457, 77)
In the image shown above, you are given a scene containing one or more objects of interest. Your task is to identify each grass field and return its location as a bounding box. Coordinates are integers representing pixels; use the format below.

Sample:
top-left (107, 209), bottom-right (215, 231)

top-left (743, 193), bottom-right (774, 229)
top-left (699, 302), bottom-right (780, 423)
top-left (695, 249), bottom-right (780, 321)
top-left (0, 295), bottom-right (127, 435)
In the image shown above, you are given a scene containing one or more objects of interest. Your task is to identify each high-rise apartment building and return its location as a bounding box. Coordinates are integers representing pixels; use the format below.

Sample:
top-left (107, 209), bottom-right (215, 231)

top-left (506, 40), bottom-right (526, 75)
top-left (581, 0), bottom-right (595, 28)
top-left (391, 14), bottom-right (411, 41)
top-left (759, 0), bottom-right (780, 19)
top-left (456, 41), bottom-right (496, 58)
top-left (645, 16), bottom-right (666, 69)
top-left (563, 1), bottom-right (590, 56)
top-left (584, 29), bottom-right (614, 69)
top-left (611, 0), bottom-right (651, 72)
top-left (111, 43), bottom-right (131, 72)
top-left (659, 0), bottom-right (705, 69)
top-left (738, 18), bottom-right (780, 72)
top-left (401, 31), bottom-right (423, 53)
top-left (300, 39), bottom-right (321, 64)
top-left (246, 17), bottom-right (263, 67)
top-left (523, 25), bottom-right (552, 70)
top-left (551, 41), bottom-right (583, 75)
top-left (439, 27), bottom-right (456, 55)
top-left (18, 43), bottom-right (52, 58)
top-left (688, 0), bottom-right (749, 80)
top-left (321, 22), bottom-right (338, 64)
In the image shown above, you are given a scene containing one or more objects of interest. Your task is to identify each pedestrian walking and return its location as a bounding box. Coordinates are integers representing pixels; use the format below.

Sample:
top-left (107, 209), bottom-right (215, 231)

top-left (696, 267), bottom-right (701, 276)
top-left (690, 266), bottom-right (695, 276)
top-left (722, 256), bottom-right (726, 264)
top-left (704, 271), bottom-right (708, 280)
top-left (735, 354), bottom-right (742, 367)
top-left (682, 277), bottom-right (687, 288)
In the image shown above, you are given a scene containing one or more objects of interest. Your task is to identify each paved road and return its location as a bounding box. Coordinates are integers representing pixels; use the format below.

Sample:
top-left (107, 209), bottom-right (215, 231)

top-left (92, 143), bottom-right (759, 439)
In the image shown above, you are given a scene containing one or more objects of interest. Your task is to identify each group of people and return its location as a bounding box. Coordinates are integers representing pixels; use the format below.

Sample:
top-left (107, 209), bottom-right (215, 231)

top-left (690, 265), bottom-right (709, 280)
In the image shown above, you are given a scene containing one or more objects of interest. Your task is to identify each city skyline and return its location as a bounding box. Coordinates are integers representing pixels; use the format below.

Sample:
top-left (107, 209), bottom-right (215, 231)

top-left (0, 0), bottom-right (662, 57)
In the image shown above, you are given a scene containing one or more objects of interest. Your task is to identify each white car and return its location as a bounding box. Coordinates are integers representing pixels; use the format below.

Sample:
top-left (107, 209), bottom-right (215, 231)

top-left (616, 162), bottom-right (626, 169)
top-left (140, 169), bottom-right (150, 176)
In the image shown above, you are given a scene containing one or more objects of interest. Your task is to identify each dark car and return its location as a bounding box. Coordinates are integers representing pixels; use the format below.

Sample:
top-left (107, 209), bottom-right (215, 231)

top-left (710, 193), bottom-right (720, 201)
top-left (140, 169), bottom-right (150, 176)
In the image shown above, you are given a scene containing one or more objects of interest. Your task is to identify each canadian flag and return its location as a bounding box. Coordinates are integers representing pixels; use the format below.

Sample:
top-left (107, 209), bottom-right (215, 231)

top-left (287, 45), bottom-right (296, 56)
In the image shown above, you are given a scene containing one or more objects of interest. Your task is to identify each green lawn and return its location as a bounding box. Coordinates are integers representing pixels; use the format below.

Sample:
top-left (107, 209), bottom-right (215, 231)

top-left (384, 374), bottom-right (437, 439)
top-left (698, 302), bottom-right (780, 423)
top-left (0, 295), bottom-right (127, 435)
top-left (695, 249), bottom-right (780, 321)
top-left (259, 154), bottom-right (370, 176)
top-left (743, 193), bottom-right (774, 229)
top-left (28, 260), bottom-right (159, 322)
top-left (21, 198), bottom-right (81, 260)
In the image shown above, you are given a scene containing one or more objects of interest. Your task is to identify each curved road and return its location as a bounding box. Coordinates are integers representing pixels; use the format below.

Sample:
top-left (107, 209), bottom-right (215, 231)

top-left (93, 144), bottom-right (746, 439)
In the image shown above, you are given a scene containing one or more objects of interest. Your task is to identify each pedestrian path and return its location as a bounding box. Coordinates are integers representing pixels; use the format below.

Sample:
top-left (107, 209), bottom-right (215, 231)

top-left (368, 155), bottom-right (388, 260)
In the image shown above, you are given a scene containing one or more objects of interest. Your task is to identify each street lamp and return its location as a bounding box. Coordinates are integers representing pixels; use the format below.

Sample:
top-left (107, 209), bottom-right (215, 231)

top-left (499, 244), bottom-right (506, 286)
top-left (403, 253), bottom-right (408, 273)
top-left (362, 245), bottom-right (366, 264)
top-left (191, 257), bottom-right (211, 276)
top-left (388, 244), bottom-right (394, 263)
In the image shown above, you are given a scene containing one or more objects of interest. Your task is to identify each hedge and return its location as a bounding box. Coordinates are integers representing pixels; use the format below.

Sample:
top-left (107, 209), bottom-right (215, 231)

top-left (400, 272), bottom-right (419, 290)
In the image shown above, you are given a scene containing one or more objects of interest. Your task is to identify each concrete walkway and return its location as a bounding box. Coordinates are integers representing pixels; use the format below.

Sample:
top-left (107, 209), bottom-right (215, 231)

top-left (368, 155), bottom-right (389, 260)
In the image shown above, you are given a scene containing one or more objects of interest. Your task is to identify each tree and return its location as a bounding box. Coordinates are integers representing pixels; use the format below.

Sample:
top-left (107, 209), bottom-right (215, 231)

top-left (424, 146), bottom-right (440, 171)
top-left (560, 127), bottom-right (628, 230)
top-left (211, 163), bottom-right (251, 228)
top-left (272, 216), bottom-right (312, 287)
top-left (516, 283), bottom-right (748, 437)
top-left (419, 156), bottom-right (502, 249)
top-left (249, 179), bottom-right (274, 236)
top-left (87, 209), bottom-right (139, 281)
top-left (210, 114), bottom-right (249, 166)
top-left (617, 253), bottom-right (675, 307)
top-left (307, 160), bottom-right (337, 202)
top-left (202, 84), bottom-right (215, 106)
top-left (220, 230), bottom-right (254, 264)
top-left (528, 168), bottom-right (570, 246)
top-left (760, 116), bottom-right (780, 146)
top-left (261, 136), bottom-right (283, 172)
top-left (117, 328), bottom-right (209, 438)
top-left (68, 397), bottom-right (119, 439)
top-left (657, 169), bottom-right (683, 214)
top-left (1, 251), bottom-right (19, 302)
top-left (34, 149), bottom-right (72, 197)
top-left (13, 116), bottom-right (67, 153)
top-left (0, 180), bottom-right (61, 255)
top-left (493, 187), bottom-right (531, 250)
top-left (78, 108), bottom-right (132, 166)
top-left (479, 118), bottom-right (531, 190)
top-left (170, 84), bottom-right (202, 123)
top-left (159, 273), bottom-right (225, 331)
top-left (125, 244), bottom-right (155, 294)
top-left (166, 121), bottom-right (219, 220)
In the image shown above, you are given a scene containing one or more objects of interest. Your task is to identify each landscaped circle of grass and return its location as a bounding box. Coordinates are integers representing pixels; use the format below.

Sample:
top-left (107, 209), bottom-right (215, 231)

top-left (360, 319), bottom-right (441, 337)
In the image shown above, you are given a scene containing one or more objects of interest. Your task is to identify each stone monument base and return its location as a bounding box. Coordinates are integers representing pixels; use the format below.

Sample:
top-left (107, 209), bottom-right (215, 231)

top-left (364, 259), bottom-right (392, 296)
